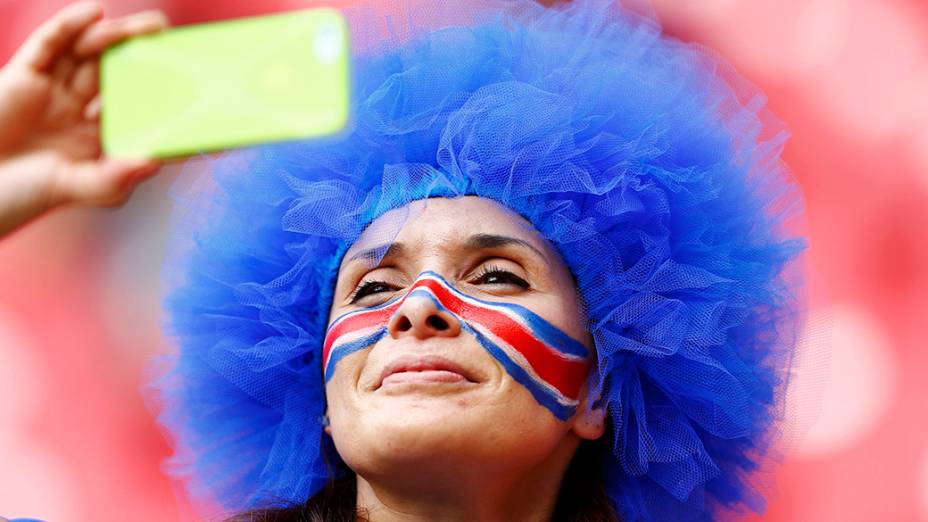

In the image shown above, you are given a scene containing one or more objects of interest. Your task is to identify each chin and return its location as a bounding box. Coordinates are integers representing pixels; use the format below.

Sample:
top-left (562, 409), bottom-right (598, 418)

top-left (340, 419), bottom-right (477, 477)
top-left (334, 403), bottom-right (564, 479)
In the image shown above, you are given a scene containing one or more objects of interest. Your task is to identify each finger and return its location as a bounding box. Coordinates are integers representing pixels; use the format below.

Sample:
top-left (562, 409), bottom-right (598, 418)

top-left (69, 60), bottom-right (98, 103)
top-left (61, 157), bottom-right (162, 207)
top-left (73, 10), bottom-right (170, 57)
top-left (10, 2), bottom-right (103, 72)
top-left (83, 94), bottom-right (101, 121)
top-left (50, 53), bottom-right (77, 83)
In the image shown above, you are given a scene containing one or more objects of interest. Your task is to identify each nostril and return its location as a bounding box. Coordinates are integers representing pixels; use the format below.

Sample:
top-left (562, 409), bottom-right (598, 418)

top-left (396, 316), bottom-right (412, 331)
top-left (427, 314), bottom-right (449, 330)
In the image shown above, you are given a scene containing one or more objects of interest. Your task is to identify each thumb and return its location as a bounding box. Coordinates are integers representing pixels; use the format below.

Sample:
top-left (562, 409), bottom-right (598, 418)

top-left (57, 157), bottom-right (162, 207)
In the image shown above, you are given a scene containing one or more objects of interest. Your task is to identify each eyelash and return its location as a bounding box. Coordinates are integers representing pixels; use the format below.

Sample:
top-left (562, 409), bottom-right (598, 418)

top-left (472, 265), bottom-right (530, 289)
top-left (348, 280), bottom-right (394, 304)
top-left (348, 265), bottom-right (529, 304)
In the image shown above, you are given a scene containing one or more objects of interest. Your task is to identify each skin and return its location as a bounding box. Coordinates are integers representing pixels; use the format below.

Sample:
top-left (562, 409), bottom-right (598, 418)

top-left (325, 196), bottom-right (606, 522)
top-left (0, 1), bottom-right (169, 238)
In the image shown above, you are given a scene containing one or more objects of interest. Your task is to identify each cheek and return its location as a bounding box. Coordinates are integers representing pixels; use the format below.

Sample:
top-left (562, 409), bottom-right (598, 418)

top-left (464, 382), bottom-right (570, 459)
top-left (324, 367), bottom-right (373, 468)
top-left (530, 289), bottom-right (593, 365)
top-left (544, 283), bottom-right (588, 340)
top-left (558, 307), bottom-right (591, 351)
top-left (323, 352), bottom-right (367, 422)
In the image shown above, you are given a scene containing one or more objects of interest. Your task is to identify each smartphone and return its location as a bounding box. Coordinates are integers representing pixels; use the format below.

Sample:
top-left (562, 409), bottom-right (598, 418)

top-left (100, 8), bottom-right (350, 159)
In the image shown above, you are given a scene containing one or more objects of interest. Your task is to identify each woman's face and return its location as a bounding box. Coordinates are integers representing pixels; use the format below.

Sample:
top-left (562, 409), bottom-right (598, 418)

top-left (324, 196), bottom-right (603, 478)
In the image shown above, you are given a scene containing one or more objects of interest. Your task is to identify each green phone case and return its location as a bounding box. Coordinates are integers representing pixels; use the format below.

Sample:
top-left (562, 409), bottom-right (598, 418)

top-left (101, 8), bottom-right (350, 159)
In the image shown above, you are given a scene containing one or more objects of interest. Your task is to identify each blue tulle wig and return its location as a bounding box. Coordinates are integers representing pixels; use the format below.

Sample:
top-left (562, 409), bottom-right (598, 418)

top-left (154, 0), bottom-right (807, 520)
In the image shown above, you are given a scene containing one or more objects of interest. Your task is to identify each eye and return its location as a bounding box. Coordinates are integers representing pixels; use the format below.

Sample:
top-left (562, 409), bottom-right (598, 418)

top-left (471, 265), bottom-right (530, 289)
top-left (349, 280), bottom-right (396, 304)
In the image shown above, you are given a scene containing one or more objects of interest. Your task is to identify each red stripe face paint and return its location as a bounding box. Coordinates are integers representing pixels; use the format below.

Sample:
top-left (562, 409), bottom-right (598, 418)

top-left (323, 271), bottom-right (590, 420)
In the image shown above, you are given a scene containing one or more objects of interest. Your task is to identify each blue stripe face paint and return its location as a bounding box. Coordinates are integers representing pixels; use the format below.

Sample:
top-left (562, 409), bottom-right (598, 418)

top-left (324, 271), bottom-right (590, 420)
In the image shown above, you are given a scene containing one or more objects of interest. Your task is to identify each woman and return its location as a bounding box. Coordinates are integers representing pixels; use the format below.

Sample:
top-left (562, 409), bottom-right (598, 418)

top-left (156, 0), bottom-right (806, 520)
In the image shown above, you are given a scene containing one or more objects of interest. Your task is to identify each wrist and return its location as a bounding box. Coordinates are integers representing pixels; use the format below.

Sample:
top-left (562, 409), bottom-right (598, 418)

top-left (0, 152), bottom-right (69, 237)
top-left (42, 156), bottom-right (76, 209)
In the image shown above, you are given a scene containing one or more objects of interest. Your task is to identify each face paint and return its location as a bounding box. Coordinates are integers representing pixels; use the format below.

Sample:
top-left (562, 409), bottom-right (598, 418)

top-left (323, 271), bottom-right (590, 420)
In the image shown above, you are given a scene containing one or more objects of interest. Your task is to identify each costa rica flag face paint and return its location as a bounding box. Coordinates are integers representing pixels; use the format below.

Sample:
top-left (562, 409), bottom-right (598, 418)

top-left (323, 271), bottom-right (591, 420)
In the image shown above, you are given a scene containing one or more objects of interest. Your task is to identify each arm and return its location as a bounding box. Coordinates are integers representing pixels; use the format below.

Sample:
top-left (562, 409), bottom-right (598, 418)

top-left (0, 1), bottom-right (169, 238)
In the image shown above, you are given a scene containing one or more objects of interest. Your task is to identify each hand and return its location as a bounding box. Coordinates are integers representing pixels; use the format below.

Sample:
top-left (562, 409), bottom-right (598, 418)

top-left (0, 1), bottom-right (169, 238)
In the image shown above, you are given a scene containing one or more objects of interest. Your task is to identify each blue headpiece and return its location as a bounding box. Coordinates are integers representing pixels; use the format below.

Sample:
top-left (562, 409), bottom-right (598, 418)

top-left (154, 1), bottom-right (806, 520)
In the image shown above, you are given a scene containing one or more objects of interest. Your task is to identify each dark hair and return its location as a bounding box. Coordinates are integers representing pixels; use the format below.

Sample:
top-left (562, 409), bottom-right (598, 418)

top-left (226, 430), bottom-right (620, 522)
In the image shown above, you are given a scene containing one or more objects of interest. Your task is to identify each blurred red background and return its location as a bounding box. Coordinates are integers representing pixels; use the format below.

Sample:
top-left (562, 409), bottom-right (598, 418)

top-left (1, 1), bottom-right (926, 520)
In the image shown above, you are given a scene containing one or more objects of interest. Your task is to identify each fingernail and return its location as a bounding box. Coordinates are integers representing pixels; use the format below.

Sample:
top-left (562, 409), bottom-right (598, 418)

top-left (129, 10), bottom-right (169, 30)
top-left (136, 10), bottom-right (168, 22)
top-left (73, 1), bottom-right (103, 16)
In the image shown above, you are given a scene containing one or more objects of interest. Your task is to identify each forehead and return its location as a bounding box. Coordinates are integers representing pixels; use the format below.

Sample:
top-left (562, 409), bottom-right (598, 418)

top-left (342, 196), bottom-right (547, 264)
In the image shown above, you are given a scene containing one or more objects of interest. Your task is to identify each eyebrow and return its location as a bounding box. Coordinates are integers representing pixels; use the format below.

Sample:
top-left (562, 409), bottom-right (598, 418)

top-left (346, 233), bottom-right (547, 266)
top-left (466, 233), bottom-right (548, 261)
top-left (347, 242), bottom-right (407, 264)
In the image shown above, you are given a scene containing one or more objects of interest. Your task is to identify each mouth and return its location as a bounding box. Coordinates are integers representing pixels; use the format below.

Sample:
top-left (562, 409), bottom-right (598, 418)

top-left (377, 354), bottom-right (478, 389)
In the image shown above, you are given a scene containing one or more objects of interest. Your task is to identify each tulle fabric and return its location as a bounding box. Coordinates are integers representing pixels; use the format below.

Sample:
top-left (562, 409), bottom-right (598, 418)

top-left (151, 0), bottom-right (807, 520)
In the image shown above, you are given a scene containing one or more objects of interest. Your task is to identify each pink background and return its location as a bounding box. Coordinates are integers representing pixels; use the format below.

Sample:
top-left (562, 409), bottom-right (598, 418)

top-left (1, 1), bottom-right (926, 520)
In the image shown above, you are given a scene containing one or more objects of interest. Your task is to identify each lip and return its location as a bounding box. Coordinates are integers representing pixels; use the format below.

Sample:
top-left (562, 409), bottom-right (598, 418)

top-left (377, 354), bottom-right (478, 389)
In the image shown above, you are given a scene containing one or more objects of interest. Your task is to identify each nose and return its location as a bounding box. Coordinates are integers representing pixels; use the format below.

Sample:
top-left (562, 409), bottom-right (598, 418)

top-left (388, 291), bottom-right (462, 340)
